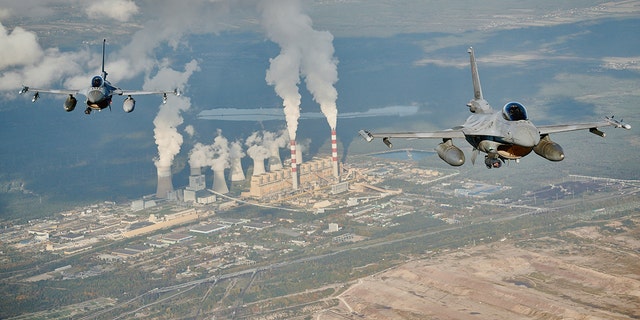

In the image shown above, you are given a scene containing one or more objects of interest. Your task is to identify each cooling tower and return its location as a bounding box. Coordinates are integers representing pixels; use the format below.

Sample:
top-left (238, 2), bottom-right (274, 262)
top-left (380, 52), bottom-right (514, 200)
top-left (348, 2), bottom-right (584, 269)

top-left (290, 140), bottom-right (298, 190)
top-left (268, 144), bottom-right (283, 171)
top-left (230, 158), bottom-right (245, 181)
top-left (156, 166), bottom-right (174, 198)
top-left (212, 169), bottom-right (229, 194)
top-left (251, 156), bottom-right (266, 176)
top-left (331, 129), bottom-right (339, 180)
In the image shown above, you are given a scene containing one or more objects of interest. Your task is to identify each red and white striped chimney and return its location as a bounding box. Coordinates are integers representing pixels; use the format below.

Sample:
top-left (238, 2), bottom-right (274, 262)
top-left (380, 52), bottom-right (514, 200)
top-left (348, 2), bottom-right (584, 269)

top-left (331, 128), bottom-right (339, 180)
top-left (290, 139), bottom-right (298, 190)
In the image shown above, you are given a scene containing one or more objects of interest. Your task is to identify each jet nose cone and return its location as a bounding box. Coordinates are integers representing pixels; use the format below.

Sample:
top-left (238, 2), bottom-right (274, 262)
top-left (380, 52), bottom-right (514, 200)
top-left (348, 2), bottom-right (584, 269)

top-left (87, 89), bottom-right (104, 103)
top-left (513, 124), bottom-right (540, 147)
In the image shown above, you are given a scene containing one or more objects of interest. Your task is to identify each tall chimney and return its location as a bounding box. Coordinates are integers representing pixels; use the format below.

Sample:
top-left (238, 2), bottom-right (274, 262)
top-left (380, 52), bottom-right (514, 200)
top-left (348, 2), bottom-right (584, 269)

top-left (190, 166), bottom-right (202, 176)
top-left (212, 169), bottom-right (229, 194)
top-left (331, 128), bottom-right (339, 180)
top-left (156, 166), bottom-right (174, 198)
top-left (296, 143), bottom-right (303, 165)
top-left (290, 140), bottom-right (298, 190)
top-left (230, 158), bottom-right (245, 182)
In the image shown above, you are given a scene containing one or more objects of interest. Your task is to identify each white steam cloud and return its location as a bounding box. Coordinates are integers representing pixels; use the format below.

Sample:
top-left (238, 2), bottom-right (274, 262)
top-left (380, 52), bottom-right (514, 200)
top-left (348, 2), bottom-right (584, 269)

top-left (263, 129), bottom-right (288, 170)
top-left (211, 130), bottom-right (230, 172)
top-left (85, 0), bottom-right (139, 22)
top-left (260, 0), bottom-right (339, 138)
top-left (229, 139), bottom-right (246, 182)
top-left (189, 142), bottom-right (214, 170)
top-left (245, 131), bottom-right (269, 176)
top-left (151, 60), bottom-right (199, 170)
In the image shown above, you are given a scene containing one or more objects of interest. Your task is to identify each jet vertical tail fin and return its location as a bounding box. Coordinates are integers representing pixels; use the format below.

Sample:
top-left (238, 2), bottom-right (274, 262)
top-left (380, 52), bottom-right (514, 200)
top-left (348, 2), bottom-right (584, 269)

top-left (468, 47), bottom-right (483, 100)
top-left (101, 39), bottom-right (108, 80)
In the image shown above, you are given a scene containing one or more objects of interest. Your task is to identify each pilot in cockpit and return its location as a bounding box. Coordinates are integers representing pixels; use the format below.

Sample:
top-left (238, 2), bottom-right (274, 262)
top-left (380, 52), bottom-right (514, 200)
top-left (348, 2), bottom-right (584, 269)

top-left (91, 76), bottom-right (102, 88)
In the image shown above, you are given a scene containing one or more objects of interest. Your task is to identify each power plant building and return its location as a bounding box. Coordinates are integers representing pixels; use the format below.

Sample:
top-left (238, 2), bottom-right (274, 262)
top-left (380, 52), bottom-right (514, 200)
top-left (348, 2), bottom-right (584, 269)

top-left (247, 156), bottom-right (339, 199)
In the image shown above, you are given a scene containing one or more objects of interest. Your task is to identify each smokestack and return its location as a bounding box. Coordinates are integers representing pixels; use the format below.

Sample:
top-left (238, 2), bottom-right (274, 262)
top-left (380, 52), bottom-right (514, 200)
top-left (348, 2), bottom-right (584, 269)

top-left (331, 129), bottom-right (339, 180)
top-left (156, 166), bottom-right (173, 198)
top-left (296, 144), bottom-right (303, 165)
top-left (290, 140), bottom-right (298, 190)
top-left (190, 166), bottom-right (202, 176)
top-left (212, 169), bottom-right (229, 194)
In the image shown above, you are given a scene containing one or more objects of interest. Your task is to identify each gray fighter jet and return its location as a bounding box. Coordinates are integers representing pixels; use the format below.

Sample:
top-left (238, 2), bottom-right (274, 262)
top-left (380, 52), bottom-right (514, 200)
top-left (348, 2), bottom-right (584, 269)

top-left (360, 47), bottom-right (630, 169)
top-left (19, 39), bottom-right (180, 115)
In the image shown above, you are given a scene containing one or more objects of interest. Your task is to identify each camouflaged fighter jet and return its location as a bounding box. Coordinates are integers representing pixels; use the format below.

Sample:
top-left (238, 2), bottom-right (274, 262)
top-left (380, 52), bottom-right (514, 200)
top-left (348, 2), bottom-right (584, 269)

top-left (360, 47), bottom-right (630, 169)
top-left (19, 39), bottom-right (180, 115)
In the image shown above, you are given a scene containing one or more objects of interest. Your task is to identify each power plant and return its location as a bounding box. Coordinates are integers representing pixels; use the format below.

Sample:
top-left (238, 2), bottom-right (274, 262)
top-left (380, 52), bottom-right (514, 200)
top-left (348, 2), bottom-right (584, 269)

top-left (155, 129), bottom-right (342, 203)
top-left (246, 156), bottom-right (338, 199)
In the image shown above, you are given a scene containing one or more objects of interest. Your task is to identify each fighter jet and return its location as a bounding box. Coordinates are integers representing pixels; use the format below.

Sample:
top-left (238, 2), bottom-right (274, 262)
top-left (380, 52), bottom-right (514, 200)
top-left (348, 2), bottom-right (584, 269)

top-left (19, 39), bottom-right (180, 115)
top-left (360, 47), bottom-right (630, 169)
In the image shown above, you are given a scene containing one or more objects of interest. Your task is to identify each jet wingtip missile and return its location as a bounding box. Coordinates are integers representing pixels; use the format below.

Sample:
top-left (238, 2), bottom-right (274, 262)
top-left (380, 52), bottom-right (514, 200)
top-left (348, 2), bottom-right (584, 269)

top-left (358, 129), bottom-right (374, 142)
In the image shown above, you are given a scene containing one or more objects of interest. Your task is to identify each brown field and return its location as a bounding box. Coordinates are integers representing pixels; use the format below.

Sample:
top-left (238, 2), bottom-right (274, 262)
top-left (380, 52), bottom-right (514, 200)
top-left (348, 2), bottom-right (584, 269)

top-left (316, 222), bottom-right (640, 319)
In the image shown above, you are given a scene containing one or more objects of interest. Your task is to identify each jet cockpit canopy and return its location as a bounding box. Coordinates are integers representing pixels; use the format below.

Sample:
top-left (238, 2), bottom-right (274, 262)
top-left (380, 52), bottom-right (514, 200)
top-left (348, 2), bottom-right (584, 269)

top-left (502, 102), bottom-right (528, 121)
top-left (91, 76), bottom-right (104, 88)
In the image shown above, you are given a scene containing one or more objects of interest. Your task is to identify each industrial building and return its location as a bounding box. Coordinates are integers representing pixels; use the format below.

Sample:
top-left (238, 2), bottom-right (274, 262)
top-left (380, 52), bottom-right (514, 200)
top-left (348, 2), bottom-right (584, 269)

top-left (245, 156), bottom-right (339, 199)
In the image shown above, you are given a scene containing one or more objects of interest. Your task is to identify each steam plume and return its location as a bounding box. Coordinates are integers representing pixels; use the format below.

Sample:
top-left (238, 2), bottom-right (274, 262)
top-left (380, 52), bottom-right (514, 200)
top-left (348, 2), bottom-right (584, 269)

top-left (151, 60), bottom-right (199, 173)
top-left (245, 131), bottom-right (269, 176)
top-left (259, 0), bottom-right (339, 137)
top-left (189, 142), bottom-right (214, 170)
top-left (263, 129), bottom-right (288, 171)
top-left (229, 140), bottom-right (246, 182)
top-left (210, 130), bottom-right (230, 194)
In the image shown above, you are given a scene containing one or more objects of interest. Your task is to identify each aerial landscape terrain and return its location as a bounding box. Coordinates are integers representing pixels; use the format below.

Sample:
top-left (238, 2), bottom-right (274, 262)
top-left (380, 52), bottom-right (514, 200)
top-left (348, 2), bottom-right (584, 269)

top-left (1, 1), bottom-right (639, 319)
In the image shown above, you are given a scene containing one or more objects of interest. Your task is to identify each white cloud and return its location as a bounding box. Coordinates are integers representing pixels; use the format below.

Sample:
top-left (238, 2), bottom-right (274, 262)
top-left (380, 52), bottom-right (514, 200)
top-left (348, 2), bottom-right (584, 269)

top-left (85, 0), bottom-right (139, 22)
top-left (0, 23), bottom-right (42, 69)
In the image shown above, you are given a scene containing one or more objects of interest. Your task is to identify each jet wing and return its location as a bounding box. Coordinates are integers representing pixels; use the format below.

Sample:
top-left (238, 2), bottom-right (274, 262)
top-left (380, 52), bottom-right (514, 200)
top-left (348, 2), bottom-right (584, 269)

top-left (538, 117), bottom-right (631, 135)
top-left (359, 128), bottom-right (465, 146)
top-left (114, 88), bottom-right (181, 104)
top-left (367, 129), bottom-right (465, 139)
top-left (115, 89), bottom-right (180, 96)
top-left (19, 86), bottom-right (78, 95)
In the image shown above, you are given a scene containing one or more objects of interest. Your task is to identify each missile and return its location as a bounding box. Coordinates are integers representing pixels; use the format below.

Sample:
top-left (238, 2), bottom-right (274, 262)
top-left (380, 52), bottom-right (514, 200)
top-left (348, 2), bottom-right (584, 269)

top-left (604, 116), bottom-right (631, 130)
top-left (358, 129), bottom-right (374, 142)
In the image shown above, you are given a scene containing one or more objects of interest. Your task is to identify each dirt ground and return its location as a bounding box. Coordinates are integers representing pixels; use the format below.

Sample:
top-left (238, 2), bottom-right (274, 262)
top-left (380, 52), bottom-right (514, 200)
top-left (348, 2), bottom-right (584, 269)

top-left (316, 223), bottom-right (640, 319)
